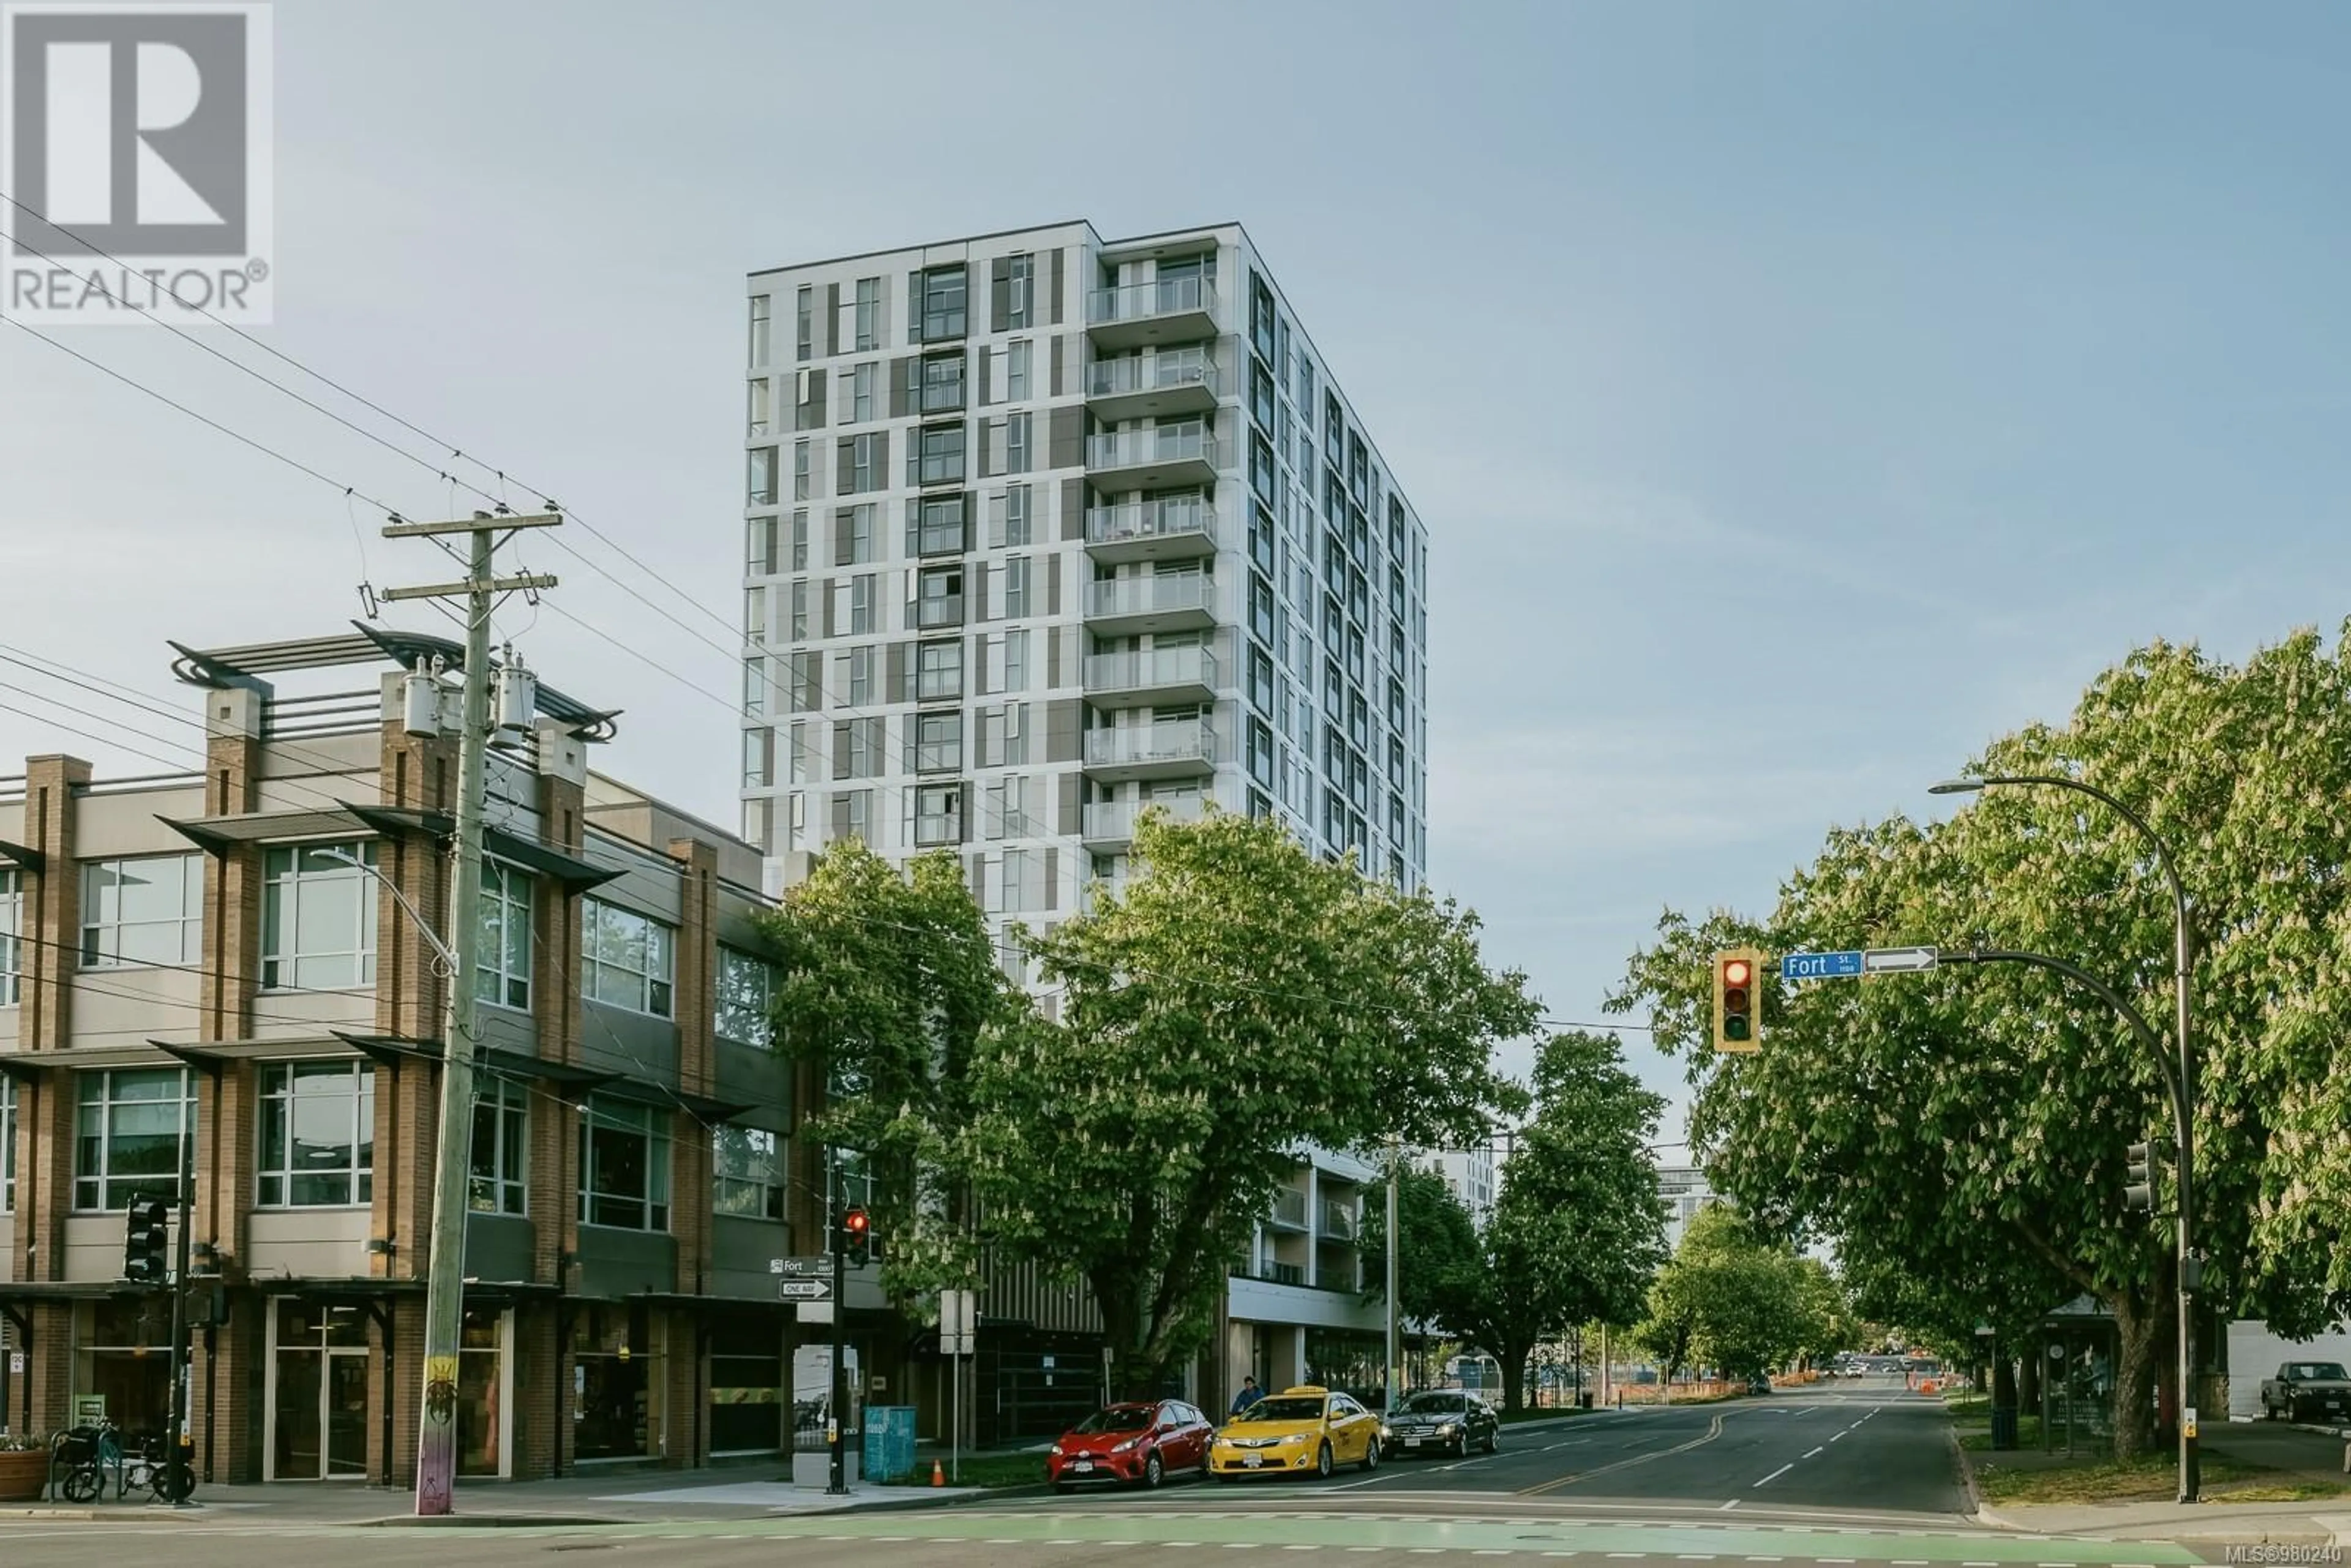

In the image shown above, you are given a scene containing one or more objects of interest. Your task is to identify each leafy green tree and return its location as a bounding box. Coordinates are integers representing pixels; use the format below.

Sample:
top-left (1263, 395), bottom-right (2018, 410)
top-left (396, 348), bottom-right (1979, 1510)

top-left (960, 809), bottom-right (1536, 1397)
top-left (754, 838), bottom-right (1010, 1297)
top-left (1450, 1031), bottom-right (1668, 1413)
top-left (1612, 627), bottom-right (2351, 1455)
top-left (1635, 1207), bottom-right (1809, 1379)
top-left (1358, 1163), bottom-right (1484, 1346)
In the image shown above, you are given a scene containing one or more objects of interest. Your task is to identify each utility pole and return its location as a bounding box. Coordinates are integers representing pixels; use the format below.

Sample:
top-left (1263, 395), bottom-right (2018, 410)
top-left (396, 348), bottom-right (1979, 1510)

top-left (383, 511), bottom-right (558, 1517)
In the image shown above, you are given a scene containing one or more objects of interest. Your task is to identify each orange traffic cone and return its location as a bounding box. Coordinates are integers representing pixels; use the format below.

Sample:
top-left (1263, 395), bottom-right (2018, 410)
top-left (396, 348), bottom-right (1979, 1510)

top-left (931, 1459), bottom-right (945, 1487)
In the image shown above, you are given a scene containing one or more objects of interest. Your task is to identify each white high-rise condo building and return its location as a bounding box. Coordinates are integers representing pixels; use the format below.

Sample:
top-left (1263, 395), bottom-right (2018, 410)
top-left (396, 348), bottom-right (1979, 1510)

top-left (738, 222), bottom-right (1431, 966)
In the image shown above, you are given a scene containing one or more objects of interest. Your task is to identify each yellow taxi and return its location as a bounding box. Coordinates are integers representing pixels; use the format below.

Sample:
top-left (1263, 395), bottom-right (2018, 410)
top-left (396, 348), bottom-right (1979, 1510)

top-left (1209, 1384), bottom-right (1386, 1481)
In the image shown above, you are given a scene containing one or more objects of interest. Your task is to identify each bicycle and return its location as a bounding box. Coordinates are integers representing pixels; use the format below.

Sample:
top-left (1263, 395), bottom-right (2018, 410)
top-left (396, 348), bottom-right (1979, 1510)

top-left (51, 1422), bottom-right (194, 1504)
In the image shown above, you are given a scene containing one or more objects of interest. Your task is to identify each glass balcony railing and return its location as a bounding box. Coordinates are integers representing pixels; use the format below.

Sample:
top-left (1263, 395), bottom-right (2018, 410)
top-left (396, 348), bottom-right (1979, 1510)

top-left (913, 595), bottom-right (964, 629)
top-left (1084, 720), bottom-right (1218, 771)
top-left (1084, 574), bottom-right (1216, 620)
top-left (1085, 498), bottom-right (1217, 550)
top-left (1087, 426), bottom-right (1216, 471)
top-left (1087, 354), bottom-right (1219, 400)
top-left (1083, 644), bottom-right (1218, 696)
top-left (1271, 1188), bottom-right (1308, 1228)
top-left (1087, 275), bottom-right (1219, 328)
top-left (1082, 795), bottom-right (1205, 842)
top-left (1321, 1201), bottom-right (1357, 1240)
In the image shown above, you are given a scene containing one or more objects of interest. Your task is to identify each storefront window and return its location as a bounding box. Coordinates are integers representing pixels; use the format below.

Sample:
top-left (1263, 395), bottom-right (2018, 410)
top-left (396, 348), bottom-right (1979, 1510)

top-left (456, 1307), bottom-right (508, 1478)
top-left (75, 1299), bottom-right (172, 1443)
top-left (269, 1298), bottom-right (369, 1481)
top-left (572, 1307), bottom-right (659, 1461)
top-left (709, 1319), bottom-right (785, 1455)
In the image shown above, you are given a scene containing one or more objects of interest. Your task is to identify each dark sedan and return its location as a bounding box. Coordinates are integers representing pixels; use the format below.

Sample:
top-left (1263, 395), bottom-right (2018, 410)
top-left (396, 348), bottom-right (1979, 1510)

top-left (1382, 1390), bottom-right (1499, 1458)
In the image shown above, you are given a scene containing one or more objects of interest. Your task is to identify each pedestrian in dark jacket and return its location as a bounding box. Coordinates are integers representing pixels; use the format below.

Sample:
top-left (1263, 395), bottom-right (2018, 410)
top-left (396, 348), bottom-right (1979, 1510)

top-left (1229, 1376), bottom-right (1262, 1419)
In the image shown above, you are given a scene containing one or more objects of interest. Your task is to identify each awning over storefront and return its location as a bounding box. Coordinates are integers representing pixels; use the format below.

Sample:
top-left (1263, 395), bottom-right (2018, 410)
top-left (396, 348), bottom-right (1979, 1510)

top-left (340, 803), bottom-right (622, 892)
top-left (332, 1030), bottom-right (620, 1093)
top-left (0, 836), bottom-right (43, 871)
top-left (158, 807), bottom-right (373, 856)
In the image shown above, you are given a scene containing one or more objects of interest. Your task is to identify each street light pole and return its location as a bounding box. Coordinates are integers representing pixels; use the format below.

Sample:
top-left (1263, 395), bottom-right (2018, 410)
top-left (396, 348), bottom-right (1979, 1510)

top-left (1385, 1139), bottom-right (1400, 1417)
top-left (1932, 772), bottom-right (2199, 1502)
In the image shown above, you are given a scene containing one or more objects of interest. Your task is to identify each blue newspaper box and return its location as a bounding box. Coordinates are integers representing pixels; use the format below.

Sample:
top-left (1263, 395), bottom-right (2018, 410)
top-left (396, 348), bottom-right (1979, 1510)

top-left (863, 1405), bottom-right (918, 1482)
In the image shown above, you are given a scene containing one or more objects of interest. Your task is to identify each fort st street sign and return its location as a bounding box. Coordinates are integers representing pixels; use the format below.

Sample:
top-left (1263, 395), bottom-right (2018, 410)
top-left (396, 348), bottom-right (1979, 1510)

top-left (1780, 947), bottom-right (1940, 980)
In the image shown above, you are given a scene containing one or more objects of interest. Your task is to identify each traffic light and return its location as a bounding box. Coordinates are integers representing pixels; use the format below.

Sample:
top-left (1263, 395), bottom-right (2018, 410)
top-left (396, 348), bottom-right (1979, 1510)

top-left (840, 1206), bottom-right (871, 1266)
top-left (1713, 950), bottom-right (1764, 1053)
top-left (122, 1195), bottom-right (170, 1285)
top-left (2123, 1141), bottom-right (2156, 1212)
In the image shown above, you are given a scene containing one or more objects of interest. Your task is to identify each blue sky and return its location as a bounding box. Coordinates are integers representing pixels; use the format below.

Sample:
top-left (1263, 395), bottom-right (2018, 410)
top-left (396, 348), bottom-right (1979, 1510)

top-left (4, 1), bottom-right (2347, 1139)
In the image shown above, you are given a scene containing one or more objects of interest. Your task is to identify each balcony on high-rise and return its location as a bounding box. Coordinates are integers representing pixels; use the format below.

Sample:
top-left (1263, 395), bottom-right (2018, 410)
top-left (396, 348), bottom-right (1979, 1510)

top-left (1086, 424), bottom-right (1218, 490)
top-left (1085, 274), bottom-right (1220, 350)
top-left (1082, 643), bottom-right (1218, 709)
top-left (1085, 349), bottom-right (1220, 423)
top-left (1084, 497), bottom-right (1217, 566)
top-left (1082, 572), bottom-right (1217, 638)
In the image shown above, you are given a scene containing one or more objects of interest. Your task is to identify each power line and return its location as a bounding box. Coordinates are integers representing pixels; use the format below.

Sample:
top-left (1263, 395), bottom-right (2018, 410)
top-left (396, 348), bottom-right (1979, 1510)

top-left (0, 319), bottom-right (407, 517)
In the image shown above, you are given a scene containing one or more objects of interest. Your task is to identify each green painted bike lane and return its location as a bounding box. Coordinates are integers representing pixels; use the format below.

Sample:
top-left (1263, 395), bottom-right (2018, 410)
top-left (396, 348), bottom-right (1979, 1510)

top-left (464, 1509), bottom-right (2201, 1563)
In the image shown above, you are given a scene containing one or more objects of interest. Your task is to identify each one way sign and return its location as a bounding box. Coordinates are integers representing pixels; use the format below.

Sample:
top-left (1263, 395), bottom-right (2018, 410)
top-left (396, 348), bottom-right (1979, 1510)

top-left (779, 1278), bottom-right (833, 1302)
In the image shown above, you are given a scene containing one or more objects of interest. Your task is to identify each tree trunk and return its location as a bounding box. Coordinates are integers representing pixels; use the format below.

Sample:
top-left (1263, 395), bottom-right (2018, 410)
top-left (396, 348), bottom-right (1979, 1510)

top-left (2019, 1345), bottom-right (2042, 1415)
top-left (1499, 1338), bottom-right (1531, 1414)
top-left (2110, 1292), bottom-right (2162, 1460)
top-left (1994, 1353), bottom-right (2018, 1409)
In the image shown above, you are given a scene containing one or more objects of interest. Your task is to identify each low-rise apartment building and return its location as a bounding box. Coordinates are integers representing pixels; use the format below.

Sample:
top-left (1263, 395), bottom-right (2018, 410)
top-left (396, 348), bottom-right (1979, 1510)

top-left (0, 628), bottom-right (889, 1483)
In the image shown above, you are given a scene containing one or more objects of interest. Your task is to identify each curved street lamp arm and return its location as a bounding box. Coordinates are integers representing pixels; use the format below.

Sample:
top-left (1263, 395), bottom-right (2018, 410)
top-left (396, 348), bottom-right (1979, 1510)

top-left (1938, 947), bottom-right (2186, 1133)
top-left (318, 847), bottom-right (459, 971)
top-left (1970, 774), bottom-right (2192, 949)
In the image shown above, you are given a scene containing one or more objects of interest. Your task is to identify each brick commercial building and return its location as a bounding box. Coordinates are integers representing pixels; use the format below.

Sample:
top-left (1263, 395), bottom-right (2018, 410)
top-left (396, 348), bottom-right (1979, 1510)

top-left (0, 627), bottom-right (909, 1484)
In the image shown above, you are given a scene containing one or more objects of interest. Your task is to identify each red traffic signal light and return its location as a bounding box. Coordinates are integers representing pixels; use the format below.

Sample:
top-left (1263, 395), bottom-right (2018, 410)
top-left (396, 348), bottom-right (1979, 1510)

top-left (839, 1206), bottom-right (872, 1264)
top-left (123, 1194), bottom-right (171, 1285)
top-left (1714, 950), bottom-right (1763, 1053)
top-left (842, 1207), bottom-right (869, 1239)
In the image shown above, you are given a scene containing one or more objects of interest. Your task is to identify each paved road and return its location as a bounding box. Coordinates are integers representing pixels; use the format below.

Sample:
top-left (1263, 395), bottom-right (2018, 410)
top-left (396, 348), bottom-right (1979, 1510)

top-left (0, 1381), bottom-right (2212, 1566)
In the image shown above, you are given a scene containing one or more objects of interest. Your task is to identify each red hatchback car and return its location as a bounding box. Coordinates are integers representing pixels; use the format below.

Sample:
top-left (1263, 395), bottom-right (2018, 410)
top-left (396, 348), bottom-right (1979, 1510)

top-left (1047, 1400), bottom-right (1215, 1491)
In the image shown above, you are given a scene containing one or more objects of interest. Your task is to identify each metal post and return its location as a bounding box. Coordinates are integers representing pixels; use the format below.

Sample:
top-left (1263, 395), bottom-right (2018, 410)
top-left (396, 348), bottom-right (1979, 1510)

top-left (827, 1145), bottom-right (849, 1496)
top-left (1384, 1142), bottom-right (1400, 1415)
top-left (165, 1122), bottom-right (193, 1504)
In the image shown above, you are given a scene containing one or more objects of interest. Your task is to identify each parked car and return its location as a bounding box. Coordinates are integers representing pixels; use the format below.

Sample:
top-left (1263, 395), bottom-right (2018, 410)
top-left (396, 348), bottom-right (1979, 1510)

top-left (1746, 1374), bottom-right (1773, 1395)
top-left (1047, 1399), bottom-right (1216, 1491)
top-left (1209, 1385), bottom-right (1384, 1480)
top-left (1382, 1389), bottom-right (1499, 1458)
top-left (2260, 1362), bottom-right (2351, 1425)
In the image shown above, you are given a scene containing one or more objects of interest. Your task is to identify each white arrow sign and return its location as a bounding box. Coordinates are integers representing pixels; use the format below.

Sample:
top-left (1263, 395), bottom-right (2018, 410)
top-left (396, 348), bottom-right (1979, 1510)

top-left (1863, 946), bottom-right (1940, 974)
top-left (779, 1278), bottom-right (833, 1300)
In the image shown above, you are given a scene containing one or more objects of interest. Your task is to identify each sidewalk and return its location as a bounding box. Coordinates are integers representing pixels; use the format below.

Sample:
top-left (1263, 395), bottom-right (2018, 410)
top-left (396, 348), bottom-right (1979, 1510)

top-left (1965, 1418), bottom-right (2351, 1548)
top-left (1, 1465), bottom-right (1005, 1526)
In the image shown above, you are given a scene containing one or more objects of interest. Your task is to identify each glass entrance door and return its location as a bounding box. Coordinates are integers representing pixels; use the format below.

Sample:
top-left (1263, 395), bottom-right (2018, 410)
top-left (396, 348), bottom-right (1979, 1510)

top-left (269, 1299), bottom-right (371, 1480)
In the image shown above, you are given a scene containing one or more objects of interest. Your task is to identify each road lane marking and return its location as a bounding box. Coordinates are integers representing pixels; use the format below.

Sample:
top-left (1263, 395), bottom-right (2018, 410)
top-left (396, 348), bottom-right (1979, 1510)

top-left (1829, 1432), bottom-right (1845, 1441)
top-left (1752, 1463), bottom-right (1794, 1487)
top-left (1519, 1411), bottom-right (1729, 1496)
top-left (1803, 1446), bottom-right (1824, 1457)
top-left (1717, 1500), bottom-right (1740, 1511)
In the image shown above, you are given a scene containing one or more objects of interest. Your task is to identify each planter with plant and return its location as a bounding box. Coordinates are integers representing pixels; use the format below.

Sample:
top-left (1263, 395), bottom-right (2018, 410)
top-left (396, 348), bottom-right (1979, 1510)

top-left (0, 1433), bottom-right (53, 1501)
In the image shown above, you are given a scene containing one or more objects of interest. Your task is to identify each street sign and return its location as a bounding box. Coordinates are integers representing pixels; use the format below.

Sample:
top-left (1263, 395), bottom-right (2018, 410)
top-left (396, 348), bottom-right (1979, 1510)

top-left (779, 1278), bottom-right (834, 1302)
top-left (1862, 946), bottom-right (1939, 974)
top-left (1782, 950), bottom-right (1864, 981)
top-left (772, 1256), bottom-right (830, 1276)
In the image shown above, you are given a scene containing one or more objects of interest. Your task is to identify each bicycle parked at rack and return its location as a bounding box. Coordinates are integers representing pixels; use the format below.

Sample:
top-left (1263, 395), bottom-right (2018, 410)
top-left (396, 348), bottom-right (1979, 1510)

top-left (51, 1421), bottom-right (195, 1504)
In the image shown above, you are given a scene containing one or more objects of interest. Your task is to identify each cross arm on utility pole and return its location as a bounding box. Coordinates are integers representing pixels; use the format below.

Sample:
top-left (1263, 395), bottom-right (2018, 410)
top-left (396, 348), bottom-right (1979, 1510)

top-left (381, 573), bottom-right (558, 602)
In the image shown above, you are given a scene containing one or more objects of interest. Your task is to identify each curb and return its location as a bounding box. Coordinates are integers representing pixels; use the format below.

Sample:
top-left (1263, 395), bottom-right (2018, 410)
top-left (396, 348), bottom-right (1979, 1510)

top-left (1950, 1430), bottom-right (1986, 1519)
top-left (0, 1506), bottom-right (98, 1520)
top-left (360, 1514), bottom-right (633, 1529)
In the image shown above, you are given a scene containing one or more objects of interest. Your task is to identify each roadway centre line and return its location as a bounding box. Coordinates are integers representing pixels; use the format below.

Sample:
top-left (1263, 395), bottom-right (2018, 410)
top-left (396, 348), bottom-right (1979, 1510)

top-left (1518, 1411), bottom-right (1730, 1496)
top-left (1752, 1463), bottom-right (1794, 1487)
top-left (1804, 1446), bottom-right (1824, 1457)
